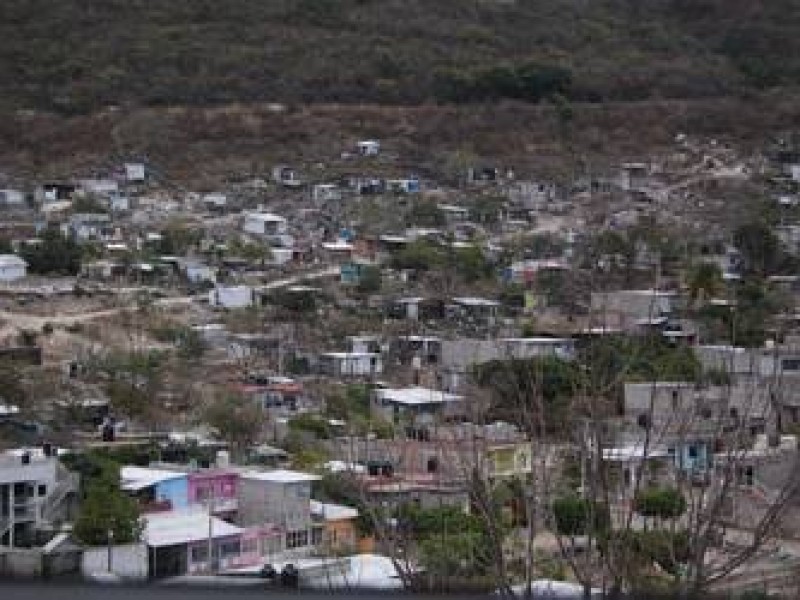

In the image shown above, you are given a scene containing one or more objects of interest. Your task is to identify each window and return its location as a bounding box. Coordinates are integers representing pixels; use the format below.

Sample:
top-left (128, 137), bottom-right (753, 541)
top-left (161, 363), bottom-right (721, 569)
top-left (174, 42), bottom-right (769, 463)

top-left (782, 358), bottom-right (800, 372)
top-left (688, 445), bottom-right (698, 459)
top-left (219, 540), bottom-right (240, 559)
top-left (286, 530), bottom-right (309, 549)
top-left (38, 484), bottom-right (47, 497)
top-left (191, 545), bottom-right (208, 562)
top-left (312, 527), bottom-right (323, 546)
top-left (426, 458), bottom-right (439, 474)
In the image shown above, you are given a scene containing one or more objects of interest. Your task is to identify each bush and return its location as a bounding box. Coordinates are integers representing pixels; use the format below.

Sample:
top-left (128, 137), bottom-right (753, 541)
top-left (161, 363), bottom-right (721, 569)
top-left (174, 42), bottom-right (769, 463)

top-left (552, 495), bottom-right (609, 536)
top-left (634, 487), bottom-right (687, 519)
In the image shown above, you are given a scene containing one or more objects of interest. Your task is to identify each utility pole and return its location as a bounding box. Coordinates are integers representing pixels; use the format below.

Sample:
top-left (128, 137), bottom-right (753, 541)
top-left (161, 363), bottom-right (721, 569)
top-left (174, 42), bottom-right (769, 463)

top-left (206, 487), bottom-right (215, 574)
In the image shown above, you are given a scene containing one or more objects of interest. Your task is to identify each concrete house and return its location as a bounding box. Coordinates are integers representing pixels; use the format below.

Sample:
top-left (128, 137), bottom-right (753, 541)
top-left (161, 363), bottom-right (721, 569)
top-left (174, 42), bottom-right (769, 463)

top-left (318, 352), bottom-right (383, 378)
top-left (590, 289), bottom-right (680, 330)
top-left (0, 254), bottom-right (27, 282)
top-left (372, 386), bottom-right (464, 426)
top-left (209, 285), bottom-right (255, 309)
top-left (243, 212), bottom-right (288, 237)
top-left (356, 140), bottom-right (380, 157)
top-left (272, 165), bottom-right (302, 188)
top-left (312, 184), bottom-right (342, 202)
top-left (0, 447), bottom-right (79, 549)
top-left (236, 470), bottom-right (321, 557)
top-left (65, 213), bottom-right (113, 242)
top-left (0, 189), bottom-right (26, 207)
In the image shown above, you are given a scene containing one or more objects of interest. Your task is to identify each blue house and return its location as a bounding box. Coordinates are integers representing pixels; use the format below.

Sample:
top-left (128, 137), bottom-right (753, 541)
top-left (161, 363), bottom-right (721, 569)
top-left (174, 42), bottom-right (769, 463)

top-left (121, 466), bottom-right (189, 511)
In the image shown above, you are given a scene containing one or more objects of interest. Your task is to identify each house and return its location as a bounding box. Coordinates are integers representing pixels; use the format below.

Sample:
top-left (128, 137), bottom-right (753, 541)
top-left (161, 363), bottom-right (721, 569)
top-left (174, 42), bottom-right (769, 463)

top-left (312, 184), bottom-right (342, 202)
top-left (371, 386), bottom-right (464, 426)
top-left (0, 446), bottom-right (79, 549)
top-left (310, 500), bottom-right (361, 554)
top-left (618, 162), bottom-right (651, 192)
top-left (77, 178), bottom-right (119, 197)
top-left (440, 337), bottom-right (576, 392)
top-left (437, 204), bottom-right (470, 223)
top-left (386, 178), bottom-right (420, 194)
top-left (272, 165), bottom-right (302, 188)
top-left (448, 297), bottom-right (501, 326)
top-left (209, 285), bottom-right (255, 309)
top-left (0, 254), bottom-right (27, 282)
top-left (0, 189), bottom-right (26, 207)
top-left (392, 336), bottom-right (442, 366)
top-left (124, 162), bottom-right (146, 182)
top-left (386, 297), bottom-right (445, 321)
top-left (356, 140), bottom-right (380, 157)
top-left (121, 466), bottom-right (189, 513)
top-left (236, 469), bottom-right (321, 558)
top-left (202, 193), bottom-right (228, 211)
top-left (35, 183), bottom-right (75, 205)
top-left (182, 261), bottom-right (216, 284)
top-left (107, 191), bottom-right (130, 212)
top-left (243, 212), bottom-right (288, 237)
top-left (467, 166), bottom-right (500, 184)
top-left (507, 181), bottom-right (557, 209)
top-left (590, 289), bottom-right (680, 331)
top-left (318, 352), bottom-right (383, 378)
top-left (65, 213), bottom-right (113, 242)
top-left (141, 508), bottom-right (246, 577)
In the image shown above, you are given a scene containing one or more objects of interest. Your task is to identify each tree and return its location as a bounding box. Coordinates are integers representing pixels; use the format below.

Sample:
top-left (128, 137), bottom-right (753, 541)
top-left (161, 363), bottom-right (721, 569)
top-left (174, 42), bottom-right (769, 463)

top-left (733, 222), bottom-right (781, 276)
top-left (73, 463), bottom-right (142, 546)
top-left (552, 496), bottom-right (609, 537)
top-left (20, 227), bottom-right (82, 275)
top-left (634, 487), bottom-right (688, 521)
top-left (204, 395), bottom-right (262, 457)
top-left (356, 265), bottom-right (382, 295)
top-left (687, 262), bottom-right (724, 306)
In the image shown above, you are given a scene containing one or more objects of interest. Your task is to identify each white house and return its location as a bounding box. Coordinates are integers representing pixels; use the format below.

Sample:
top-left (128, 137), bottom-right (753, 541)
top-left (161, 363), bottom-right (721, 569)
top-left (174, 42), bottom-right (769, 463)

top-left (78, 178), bottom-right (119, 197)
top-left (312, 184), bottom-right (342, 202)
top-left (372, 386), bottom-right (464, 425)
top-left (183, 261), bottom-right (216, 284)
top-left (209, 285), bottom-right (255, 309)
top-left (243, 212), bottom-right (288, 236)
top-left (124, 162), bottom-right (146, 182)
top-left (202, 193), bottom-right (228, 210)
top-left (0, 189), bottom-right (25, 207)
top-left (0, 254), bottom-right (27, 282)
top-left (318, 352), bottom-right (383, 378)
top-left (357, 140), bottom-right (380, 157)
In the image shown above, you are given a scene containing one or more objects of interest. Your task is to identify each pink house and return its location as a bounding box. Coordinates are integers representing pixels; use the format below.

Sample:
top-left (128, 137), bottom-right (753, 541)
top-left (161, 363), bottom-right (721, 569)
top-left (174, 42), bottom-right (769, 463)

top-left (188, 470), bottom-right (239, 513)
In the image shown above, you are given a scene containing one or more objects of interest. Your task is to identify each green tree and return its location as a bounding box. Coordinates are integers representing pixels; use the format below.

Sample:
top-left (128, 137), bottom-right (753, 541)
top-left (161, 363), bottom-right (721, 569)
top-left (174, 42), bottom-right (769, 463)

top-left (356, 265), bottom-right (382, 294)
top-left (733, 222), bottom-right (781, 276)
top-left (474, 356), bottom-right (580, 434)
top-left (634, 486), bottom-right (687, 520)
top-left (204, 395), bottom-right (262, 457)
top-left (73, 465), bottom-right (142, 546)
top-left (390, 240), bottom-right (444, 272)
top-left (687, 262), bottom-right (724, 306)
top-left (20, 228), bottom-right (82, 275)
top-left (552, 496), bottom-right (609, 537)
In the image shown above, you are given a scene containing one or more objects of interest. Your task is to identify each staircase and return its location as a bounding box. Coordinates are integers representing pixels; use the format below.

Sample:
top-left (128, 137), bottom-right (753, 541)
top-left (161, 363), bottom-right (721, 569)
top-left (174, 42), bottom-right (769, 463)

top-left (40, 469), bottom-right (79, 525)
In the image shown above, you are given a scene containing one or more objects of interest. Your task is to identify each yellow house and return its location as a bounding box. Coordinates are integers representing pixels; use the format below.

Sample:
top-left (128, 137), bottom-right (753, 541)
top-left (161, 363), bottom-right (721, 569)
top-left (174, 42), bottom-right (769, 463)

top-left (487, 442), bottom-right (532, 479)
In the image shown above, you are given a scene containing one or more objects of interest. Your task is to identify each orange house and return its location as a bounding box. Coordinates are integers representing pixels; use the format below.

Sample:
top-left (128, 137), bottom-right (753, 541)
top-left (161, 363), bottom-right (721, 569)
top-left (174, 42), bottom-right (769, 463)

top-left (311, 500), bottom-right (373, 554)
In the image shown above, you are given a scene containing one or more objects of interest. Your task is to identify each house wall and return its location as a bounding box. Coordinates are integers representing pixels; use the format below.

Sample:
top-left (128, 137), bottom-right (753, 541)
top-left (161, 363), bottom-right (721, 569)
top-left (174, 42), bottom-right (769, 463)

top-left (82, 543), bottom-right (148, 580)
top-left (187, 472), bottom-right (237, 505)
top-left (324, 519), bottom-right (357, 552)
top-left (0, 265), bottom-right (25, 281)
top-left (155, 477), bottom-right (189, 510)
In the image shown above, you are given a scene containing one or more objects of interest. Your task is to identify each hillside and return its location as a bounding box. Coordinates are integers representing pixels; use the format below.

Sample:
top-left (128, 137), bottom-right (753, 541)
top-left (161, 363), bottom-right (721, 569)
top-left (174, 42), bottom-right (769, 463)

top-left (1, 0), bottom-right (798, 114)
